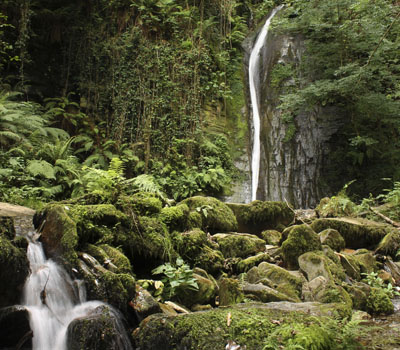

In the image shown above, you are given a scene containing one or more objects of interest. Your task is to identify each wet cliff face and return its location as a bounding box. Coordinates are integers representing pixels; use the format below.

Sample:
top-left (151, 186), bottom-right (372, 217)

top-left (242, 28), bottom-right (343, 208)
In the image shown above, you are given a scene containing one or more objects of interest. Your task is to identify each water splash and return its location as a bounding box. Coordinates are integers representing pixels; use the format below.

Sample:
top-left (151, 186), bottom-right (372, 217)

top-left (249, 6), bottom-right (283, 201)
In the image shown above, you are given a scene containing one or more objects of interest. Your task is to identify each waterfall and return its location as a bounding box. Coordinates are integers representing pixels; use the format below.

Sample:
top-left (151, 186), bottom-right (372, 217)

top-left (249, 6), bottom-right (283, 201)
top-left (21, 225), bottom-right (132, 350)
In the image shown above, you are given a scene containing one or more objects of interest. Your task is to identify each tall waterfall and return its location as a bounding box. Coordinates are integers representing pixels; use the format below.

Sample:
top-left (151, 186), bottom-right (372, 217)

top-left (249, 6), bottom-right (283, 201)
top-left (21, 226), bottom-right (132, 349)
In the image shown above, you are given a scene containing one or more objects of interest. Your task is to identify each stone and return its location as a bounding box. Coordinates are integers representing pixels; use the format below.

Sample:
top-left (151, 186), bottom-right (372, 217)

top-left (243, 283), bottom-right (298, 303)
top-left (0, 305), bottom-right (32, 349)
top-left (260, 229), bottom-right (281, 245)
top-left (236, 252), bottom-right (271, 273)
top-left (311, 218), bottom-right (388, 249)
top-left (129, 285), bottom-right (162, 322)
top-left (66, 304), bottom-right (133, 350)
top-left (375, 229), bottom-right (400, 258)
top-left (319, 228), bottom-right (345, 252)
top-left (227, 200), bottom-right (294, 235)
top-left (338, 253), bottom-right (361, 280)
top-left (159, 204), bottom-right (190, 231)
top-left (118, 192), bottom-right (162, 216)
top-left (280, 224), bottom-right (322, 269)
top-left (344, 282), bottom-right (370, 311)
top-left (212, 233), bottom-right (266, 258)
top-left (300, 251), bottom-right (346, 282)
top-left (246, 262), bottom-right (304, 301)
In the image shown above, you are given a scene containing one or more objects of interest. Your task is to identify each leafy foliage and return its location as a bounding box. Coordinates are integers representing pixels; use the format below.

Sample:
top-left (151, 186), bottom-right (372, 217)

top-left (151, 257), bottom-right (199, 301)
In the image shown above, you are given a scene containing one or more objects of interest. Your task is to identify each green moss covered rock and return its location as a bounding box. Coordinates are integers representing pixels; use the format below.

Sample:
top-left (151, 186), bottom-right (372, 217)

top-left (218, 278), bottom-right (244, 306)
top-left (159, 204), bottom-right (189, 231)
top-left (86, 244), bottom-right (132, 274)
top-left (375, 229), bottom-right (400, 258)
top-left (246, 262), bottom-right (303, 301)
top-left (38, 204), bottom-right (79, 266)
top-left (260, 229), bottom-right (282, 246)
top-left (212, 233), bottom-right (266, 258)
top-left (281, 225), bottom-right (322, 269)
top-left (133, 302), bottom-right (353, 350)
top-left (311, 218), bottom-right (388, 249)
top-left (353, 251), bottom-right (378, 274)
top-left (180, 196), bottom-right (237, 233)
top-left (118, 192), bottom-right (162, 216)
top-left (236, 252), bottom-right (271, 273)
top-left (0, 217), bottom-right (15, 240)
top-left (227, 200), bottom-right (294, 235)
top-left (319, 229), bottom-right (345, 252)
top-left (299, 251), bottom-right (346, 282)
top-left (0, 233), bottom-right (30, 307)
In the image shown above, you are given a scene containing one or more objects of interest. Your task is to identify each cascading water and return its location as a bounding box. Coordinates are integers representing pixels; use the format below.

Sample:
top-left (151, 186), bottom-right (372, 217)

top-left (249, 6), bottom-right (283, 201)
top-left (21, 224), bottom-right (132, 349)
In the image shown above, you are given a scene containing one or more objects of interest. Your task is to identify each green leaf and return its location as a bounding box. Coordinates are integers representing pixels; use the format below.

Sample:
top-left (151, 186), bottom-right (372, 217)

top-left (27, 160), bottom-right (56, 179)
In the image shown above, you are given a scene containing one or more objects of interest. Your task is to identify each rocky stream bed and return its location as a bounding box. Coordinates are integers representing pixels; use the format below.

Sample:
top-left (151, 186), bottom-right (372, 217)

top-left (1, 196), bottom-right (400, 349)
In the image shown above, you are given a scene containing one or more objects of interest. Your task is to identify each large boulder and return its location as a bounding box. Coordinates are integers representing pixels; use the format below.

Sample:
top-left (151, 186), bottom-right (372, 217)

top-left (375, 229), bottom-right (400, 258)
top-left (246, 262), bottom-right (304, 301)
top-left (0, 305), bottom-right (32, 349)
top-left (218, 278), bottom-right (244, 306)
top-left (311, 218), bottom-right (387, 249)
top-left (129, 285), bottom-right (162, 322)
top-left (212, 233), bottom-right (266, 258)
top-left (319, 229), bottom-right (345, 252)
top-left (180, 196), bottom-right (238, 233)
top-left (243, 283), bottom-right (298, 303)
top-left (280, 224), bottom-right (322, 269)
top-left (227, 200), bottom-right (294, 235)
top-left (67, 304), bottom-right (133, 350)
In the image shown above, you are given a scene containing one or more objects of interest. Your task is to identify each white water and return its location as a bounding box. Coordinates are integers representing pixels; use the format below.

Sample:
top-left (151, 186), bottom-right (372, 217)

top-left (21, 227), bottom-right (130, 350)
top-left (249, 6), bottom-right (283, 201)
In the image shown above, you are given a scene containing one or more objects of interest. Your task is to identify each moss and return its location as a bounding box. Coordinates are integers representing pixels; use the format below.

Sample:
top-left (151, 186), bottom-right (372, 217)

top-left (311, 218), bottom-right (388, 249)
top-left (187, 211), bottom-right (202, 230)
top-left (219, 278), bottom-right (244, 306)
top-left (260, 229), bottom-right (281, 246)
top-left (281, 225), bottom-right (322, 269)
top-left (366, 287), bottom-right (394, 315)
top-left (227, 200), bottom-right (294, 235)
top-left (339, 253), bottom-right (362, 280)
top-left (174, 229), bottom-right (208, 258)
top-left (353, 252), bottom-right (378, 274)
top-left (212, 233), bottom-right (266, 258)
top-left (0, 235), bottom-right (30, 307)
top-left (344, 283), bottom-right (369, 311)
top-left (68, 204), bottom-right (128, 246)
top-left (117, 192), bottom-right (162, 217)
top-left (236, 253), bottom-right (271, 273)
top-left (133, 303), bottom-right (350, 350)
top-left (194, 245), bottom-right (225, 275)
top-left (159, 204), bottom-right (189, 231)
top-left (180, 196), bottom-right (237, 233)
top-left (39, 204), bottom-right (79, 267)
top-left (0, 217), bottom-right (15, 240)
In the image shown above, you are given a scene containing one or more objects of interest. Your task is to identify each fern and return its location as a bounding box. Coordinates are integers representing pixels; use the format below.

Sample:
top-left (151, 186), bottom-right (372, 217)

top-left (127, 174), bottom-right (165, 199)
top-left (27, 160), bottom-right (56, 179)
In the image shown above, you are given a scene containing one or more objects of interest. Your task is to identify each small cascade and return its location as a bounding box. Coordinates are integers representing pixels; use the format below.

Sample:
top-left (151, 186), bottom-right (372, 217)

top-left (248, 6), bottom-right (283, 201)
top-left (20, 225), bottom-right (132, 350)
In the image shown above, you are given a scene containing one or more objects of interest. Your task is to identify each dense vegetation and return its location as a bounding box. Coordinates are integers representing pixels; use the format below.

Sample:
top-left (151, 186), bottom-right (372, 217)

top-left (0, 0), bottom-right (399, 207)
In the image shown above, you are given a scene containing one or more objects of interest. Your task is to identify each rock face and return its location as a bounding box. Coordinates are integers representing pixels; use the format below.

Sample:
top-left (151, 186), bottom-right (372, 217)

top-left (241, 24), bottom-right (343, 208)
top-left (0, 305), bottom-right (32, 349)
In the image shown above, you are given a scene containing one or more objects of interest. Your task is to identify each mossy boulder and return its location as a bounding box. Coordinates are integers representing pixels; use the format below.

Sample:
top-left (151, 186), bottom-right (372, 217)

top-left (218, 278), bottom-right (244, 306)
top-left (353, 251), bottom-right (378, 274)
top-left (180, 196), bottom-right (237, 233)
top-left (338, 253), bottom-right (362, 280)
top-left (133, 302), bottom-right (352, 350)
top-left (344, 282), bottom-right (370, 311)
top-left (193, 245), bottom-right (225, 275)
top-left (281, 225), bottom-right (322, 269)
top-left (67, 304), bottom-right (132, 350)
top-left (243, 283), bottom-right (298, 303)
top-left (311, 218), bottom-right (388, 249)
top-left (0, 233), bottom-right (30, 308)
top-left (159, 204), bottom-right (189, 231)
top-left (299, 251), bottom-right (346, 283)
top-left (212, 233), bottom-right (266, 258)
top-left (260, 229), bottom-right (282, 246)
top-left (227, 200), bottom-right (294, 235)
top-left (118, 192), bottom-right (162, 216)
top-left (130, 285), bottom-right (162, 321)
top-left (36, 204), bottom-right (79, 266)
top-left (176, 268), bottom-right (218, 308)
top-left (0, 216), bottom-right (16, 240)
top-left (246, 262), bottom-right (304, 301)
top-left (236, 252), bottom-right (271, 273)
top-left (319, 229), bottom-right (345, 252)
top-left (375, 229), bottom-right (400, 258)
top-left (86, 244), bottom-right (133, 274)
top-left (366, 287), bottom-right (394, 315)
